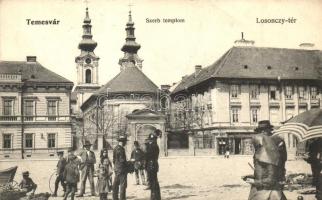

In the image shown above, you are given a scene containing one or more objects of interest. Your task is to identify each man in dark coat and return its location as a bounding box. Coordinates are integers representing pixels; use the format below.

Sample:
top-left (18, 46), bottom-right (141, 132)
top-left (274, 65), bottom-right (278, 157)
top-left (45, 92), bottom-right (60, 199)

top-left (63, 148), bottom-right (80, 200)
top-left (245, 120), bottom-right (287, 200)
top-left (304, 138), bottom-right (322, 200)
top-left (53, 150), bottom-right (67, 197)
top-left (77, 141), bottom-right (96, 197)
top-left (113, 135), bottom-right (128, 200)
top-left (131, 141), bottom-right (147, 185)
top-left (146, 130), bottom-right (161, 200)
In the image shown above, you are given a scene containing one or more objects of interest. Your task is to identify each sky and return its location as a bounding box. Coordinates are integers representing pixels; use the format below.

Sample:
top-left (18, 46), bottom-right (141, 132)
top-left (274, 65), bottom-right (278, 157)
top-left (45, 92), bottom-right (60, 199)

top-left (1, 0), bottom-right (322, 88)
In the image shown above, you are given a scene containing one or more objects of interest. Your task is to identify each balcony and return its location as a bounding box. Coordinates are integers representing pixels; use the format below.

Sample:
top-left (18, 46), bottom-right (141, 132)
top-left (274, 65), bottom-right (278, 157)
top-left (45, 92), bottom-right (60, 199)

top-left (0, 73), bottom-right (21, 82)
top-left (0, 115), bottom-right (71, 123)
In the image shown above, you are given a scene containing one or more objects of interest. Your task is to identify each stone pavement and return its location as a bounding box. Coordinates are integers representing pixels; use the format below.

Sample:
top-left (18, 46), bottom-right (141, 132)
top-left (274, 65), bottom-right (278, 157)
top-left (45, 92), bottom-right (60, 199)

top-left (0, 156), bottom-right (317, 200)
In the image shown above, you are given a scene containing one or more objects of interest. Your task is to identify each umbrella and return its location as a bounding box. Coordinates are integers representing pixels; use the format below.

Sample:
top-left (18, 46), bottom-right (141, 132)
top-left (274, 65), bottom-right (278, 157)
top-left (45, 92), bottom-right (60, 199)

top-left (273, 108), bottom-right (322, 142)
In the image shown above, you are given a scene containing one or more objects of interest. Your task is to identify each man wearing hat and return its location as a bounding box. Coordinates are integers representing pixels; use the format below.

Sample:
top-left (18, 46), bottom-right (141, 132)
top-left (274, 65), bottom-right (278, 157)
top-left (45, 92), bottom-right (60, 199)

top-left (112, 134), bottom-right (129, 200)
top-left (52, 150), bottom-right (67, 197)
top-left (245, 120), bottom-right (287, 200)
top-left (77, 141), bottom-right (96, 197)
top-left (146, 131), bottom-right (161, 200)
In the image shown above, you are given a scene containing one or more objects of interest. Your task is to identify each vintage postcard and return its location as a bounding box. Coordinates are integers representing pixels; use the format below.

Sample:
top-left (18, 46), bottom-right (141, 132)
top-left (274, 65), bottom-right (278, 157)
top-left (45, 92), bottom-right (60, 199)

top-left (0, 0), bottom-right (322, 199)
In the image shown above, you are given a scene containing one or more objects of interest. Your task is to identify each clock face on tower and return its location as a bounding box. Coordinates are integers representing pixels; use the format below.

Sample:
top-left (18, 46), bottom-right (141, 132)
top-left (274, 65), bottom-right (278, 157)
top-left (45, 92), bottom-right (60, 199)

top-left (85, 58), bottom-right (91, 64)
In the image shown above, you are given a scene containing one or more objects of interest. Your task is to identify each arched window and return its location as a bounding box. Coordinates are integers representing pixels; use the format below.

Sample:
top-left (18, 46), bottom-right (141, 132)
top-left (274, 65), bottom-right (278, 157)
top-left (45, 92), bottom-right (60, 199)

top-left (85, 69), bottom-right (91, 83)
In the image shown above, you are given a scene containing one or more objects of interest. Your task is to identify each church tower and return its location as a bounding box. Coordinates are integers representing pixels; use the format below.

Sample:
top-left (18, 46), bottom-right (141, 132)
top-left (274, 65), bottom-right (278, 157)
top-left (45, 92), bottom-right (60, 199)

top-left (74, 7), bottom-right (100, 112)
top-left (118, 10), bottom-right (143, 70)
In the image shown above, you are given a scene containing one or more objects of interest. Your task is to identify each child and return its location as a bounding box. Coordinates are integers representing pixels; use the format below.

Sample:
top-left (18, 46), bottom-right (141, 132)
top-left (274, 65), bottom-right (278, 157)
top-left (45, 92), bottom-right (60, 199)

top-left (63, 149), bottom-right (80, 200)
top-left (19, 171), bottom-right (37, 196)
top-left (97, 149), bottom-right (112, 200)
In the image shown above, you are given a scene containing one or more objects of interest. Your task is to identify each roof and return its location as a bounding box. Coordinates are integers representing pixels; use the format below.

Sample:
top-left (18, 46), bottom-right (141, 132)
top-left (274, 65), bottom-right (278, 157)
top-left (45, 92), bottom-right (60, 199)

top-left (95, 66), bottom-right (159, 95)
top-left (172, 46), bottom-right (322, 94)
top-left (0, 61), bottom-right (73, 84)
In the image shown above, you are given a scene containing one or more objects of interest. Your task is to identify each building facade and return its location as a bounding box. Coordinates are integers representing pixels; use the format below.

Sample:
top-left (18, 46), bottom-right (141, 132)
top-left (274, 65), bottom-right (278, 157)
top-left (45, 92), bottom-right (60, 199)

top-left (0, 56), bottom-right (74, 159)
top-left (168, 43), bottom-right (322, 158)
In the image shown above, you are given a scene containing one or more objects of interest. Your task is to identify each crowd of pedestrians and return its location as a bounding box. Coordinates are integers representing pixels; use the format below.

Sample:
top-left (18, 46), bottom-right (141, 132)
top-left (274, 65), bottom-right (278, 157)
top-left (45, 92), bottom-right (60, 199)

top-left (49, 129), bottom-right (161, 200)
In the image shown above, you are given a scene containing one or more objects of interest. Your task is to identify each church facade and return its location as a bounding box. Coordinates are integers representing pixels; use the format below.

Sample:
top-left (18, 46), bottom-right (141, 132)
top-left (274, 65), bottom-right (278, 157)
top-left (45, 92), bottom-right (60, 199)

top-left (79, 10), bottom-right (167, 156)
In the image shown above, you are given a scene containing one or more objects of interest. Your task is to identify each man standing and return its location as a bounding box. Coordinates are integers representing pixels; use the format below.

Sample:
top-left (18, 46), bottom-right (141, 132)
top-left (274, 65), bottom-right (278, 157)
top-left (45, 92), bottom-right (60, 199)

top-left (304, 138), bottom-right (322, 200)
top-left (131, 141), bottom-right (146, 185)
top-left (63, 148), bottom-right (80, 200)
top-left (77, 141), bottom-right (96, 197)
top-left (113, 135), bottom-right (128, 200)
top-left (245, 120), bottom-right (287, 200)
top-left (146, 130), bottom-right (161, 200)
top-left (53, 150), bottom-right (67, 197)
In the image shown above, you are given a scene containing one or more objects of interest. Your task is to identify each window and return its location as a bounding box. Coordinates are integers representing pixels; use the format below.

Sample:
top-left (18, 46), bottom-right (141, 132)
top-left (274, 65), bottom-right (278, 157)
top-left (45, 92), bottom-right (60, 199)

top-left (24, 101), bottom-right (34, 121)
top-left (231, 108), bottom-right (239, 123)
top-left (298, 86), bottom-right (306, 99)
top-left (251, 108), bottom-right (259, 123)
top-left (3, 134), bottom-right (12, 149)
top-left (47, 133), bottom-right (56, 148)
top-left (47, 100), bottom-right (57, 121)
top-left (250, 85), bottom-right (260, 99)
top-left (3, 99), bottom-right (13, 116)
top-left (230, 85), bottom-right (240, 98)
top-left (311, 86), bottom-right (318, 99)
top-left (85, 69), bottom-right (92, 83)
top-left (269, 86), bottom-right (277, 100)
top-left (25, 133), bottom-right (33, 148)
top-left (285, 86), bottom-right (293, 99)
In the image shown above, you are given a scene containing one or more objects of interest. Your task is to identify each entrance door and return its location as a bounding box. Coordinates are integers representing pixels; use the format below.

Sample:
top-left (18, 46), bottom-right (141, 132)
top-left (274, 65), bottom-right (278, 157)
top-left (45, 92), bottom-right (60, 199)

top-left (217, 138), bottom-right (228, 155)
top-left (234, 138), bottom-right (241, 154)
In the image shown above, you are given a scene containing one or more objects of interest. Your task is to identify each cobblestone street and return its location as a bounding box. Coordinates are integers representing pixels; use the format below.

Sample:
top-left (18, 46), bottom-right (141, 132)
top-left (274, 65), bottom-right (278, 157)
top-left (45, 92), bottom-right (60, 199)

top-left (0, 156), bottom-right (316, 200)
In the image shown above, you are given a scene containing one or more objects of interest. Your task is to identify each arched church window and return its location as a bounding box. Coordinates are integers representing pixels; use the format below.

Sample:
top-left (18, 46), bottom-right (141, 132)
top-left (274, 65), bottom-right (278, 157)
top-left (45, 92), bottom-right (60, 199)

top-left (85, 69), bottom-right (92, 83)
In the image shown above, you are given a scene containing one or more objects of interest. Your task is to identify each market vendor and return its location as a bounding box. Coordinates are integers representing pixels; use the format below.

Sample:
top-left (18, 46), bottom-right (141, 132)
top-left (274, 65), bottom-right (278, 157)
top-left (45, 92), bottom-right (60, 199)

top-left (19, 171), bottom-right (37, 195)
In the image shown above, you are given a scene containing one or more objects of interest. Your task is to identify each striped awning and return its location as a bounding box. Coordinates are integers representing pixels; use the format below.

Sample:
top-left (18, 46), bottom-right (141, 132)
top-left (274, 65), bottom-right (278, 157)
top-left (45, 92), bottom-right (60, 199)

top-left (273, 108), bottom-right (322, 141)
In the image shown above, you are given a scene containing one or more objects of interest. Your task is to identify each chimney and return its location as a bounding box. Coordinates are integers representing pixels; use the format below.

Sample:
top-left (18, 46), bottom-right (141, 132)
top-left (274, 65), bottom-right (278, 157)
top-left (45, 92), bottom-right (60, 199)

top-left (195, 65), bottom-right (202, 74)
top-left (299, 43), bottom-right (315, 50)
top-left (161, 84), bottom-right (171, 91)
top-left (234, 32), bottom-right (255, 47)
top-left (26, 56), bottom-right (37, 63)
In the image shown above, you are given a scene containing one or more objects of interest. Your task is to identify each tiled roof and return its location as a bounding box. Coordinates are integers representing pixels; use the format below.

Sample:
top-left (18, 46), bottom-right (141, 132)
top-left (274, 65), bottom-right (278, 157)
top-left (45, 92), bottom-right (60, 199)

top-left (0, 61), bottom-right (73, 84)
top-left (172, 46), bottom-right (322, 94)
top-left (95, 66), bottom-right (159, 95)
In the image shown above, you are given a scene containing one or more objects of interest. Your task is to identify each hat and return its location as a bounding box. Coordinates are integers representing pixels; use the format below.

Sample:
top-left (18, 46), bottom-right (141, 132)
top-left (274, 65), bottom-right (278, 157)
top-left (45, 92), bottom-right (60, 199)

top-left (57, 150), bottom-right (64, 155)
top-left (154, 129), bottom-right (162, 137)
top-left (117, 135), bottom-right (128, 142)
top-left (22, 171), bottom-right (29, 175)
top-left (83, 140), bottom-right (92, 147)
top-left (255, 120), bottom-right (274, 132)
top-left (147, 133), bottom-right (157, 141)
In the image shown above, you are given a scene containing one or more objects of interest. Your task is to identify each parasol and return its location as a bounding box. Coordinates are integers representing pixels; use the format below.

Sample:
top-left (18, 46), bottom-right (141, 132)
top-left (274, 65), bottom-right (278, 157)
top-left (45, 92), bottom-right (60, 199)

top-left (273, 108), bottom-right (322, 142)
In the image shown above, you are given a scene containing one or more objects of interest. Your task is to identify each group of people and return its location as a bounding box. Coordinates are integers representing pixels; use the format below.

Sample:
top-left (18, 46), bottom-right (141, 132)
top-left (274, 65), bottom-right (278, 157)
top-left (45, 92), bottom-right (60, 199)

top-left (48, 129), bottom-right (161, 200)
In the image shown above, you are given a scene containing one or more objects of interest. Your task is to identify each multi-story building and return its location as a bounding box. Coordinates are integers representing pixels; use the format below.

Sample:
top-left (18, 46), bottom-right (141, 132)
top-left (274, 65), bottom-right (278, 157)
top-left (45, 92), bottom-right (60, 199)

top-left (168, 41), bottom-right (322, 158)
top-left (0, 56), bottom-right (74, 159)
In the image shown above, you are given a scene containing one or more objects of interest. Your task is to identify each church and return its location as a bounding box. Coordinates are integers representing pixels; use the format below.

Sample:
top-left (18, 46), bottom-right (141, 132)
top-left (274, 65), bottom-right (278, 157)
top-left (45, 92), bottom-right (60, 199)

top-left (72, 8), bottom-right (167, 156)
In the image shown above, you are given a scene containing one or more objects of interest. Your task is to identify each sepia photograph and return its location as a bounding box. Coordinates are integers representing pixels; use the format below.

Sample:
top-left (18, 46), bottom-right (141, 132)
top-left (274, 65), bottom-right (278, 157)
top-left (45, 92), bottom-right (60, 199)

top-left (1, 0), bottom-right (322, 199)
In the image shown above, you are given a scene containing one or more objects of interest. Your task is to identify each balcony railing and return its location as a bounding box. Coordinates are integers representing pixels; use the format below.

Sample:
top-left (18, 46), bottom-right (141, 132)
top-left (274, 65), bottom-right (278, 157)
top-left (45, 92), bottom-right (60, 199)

top-left (0, 73), bottom-right (21, 82)
top-left (0, 115), bottom-right (71, 122)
